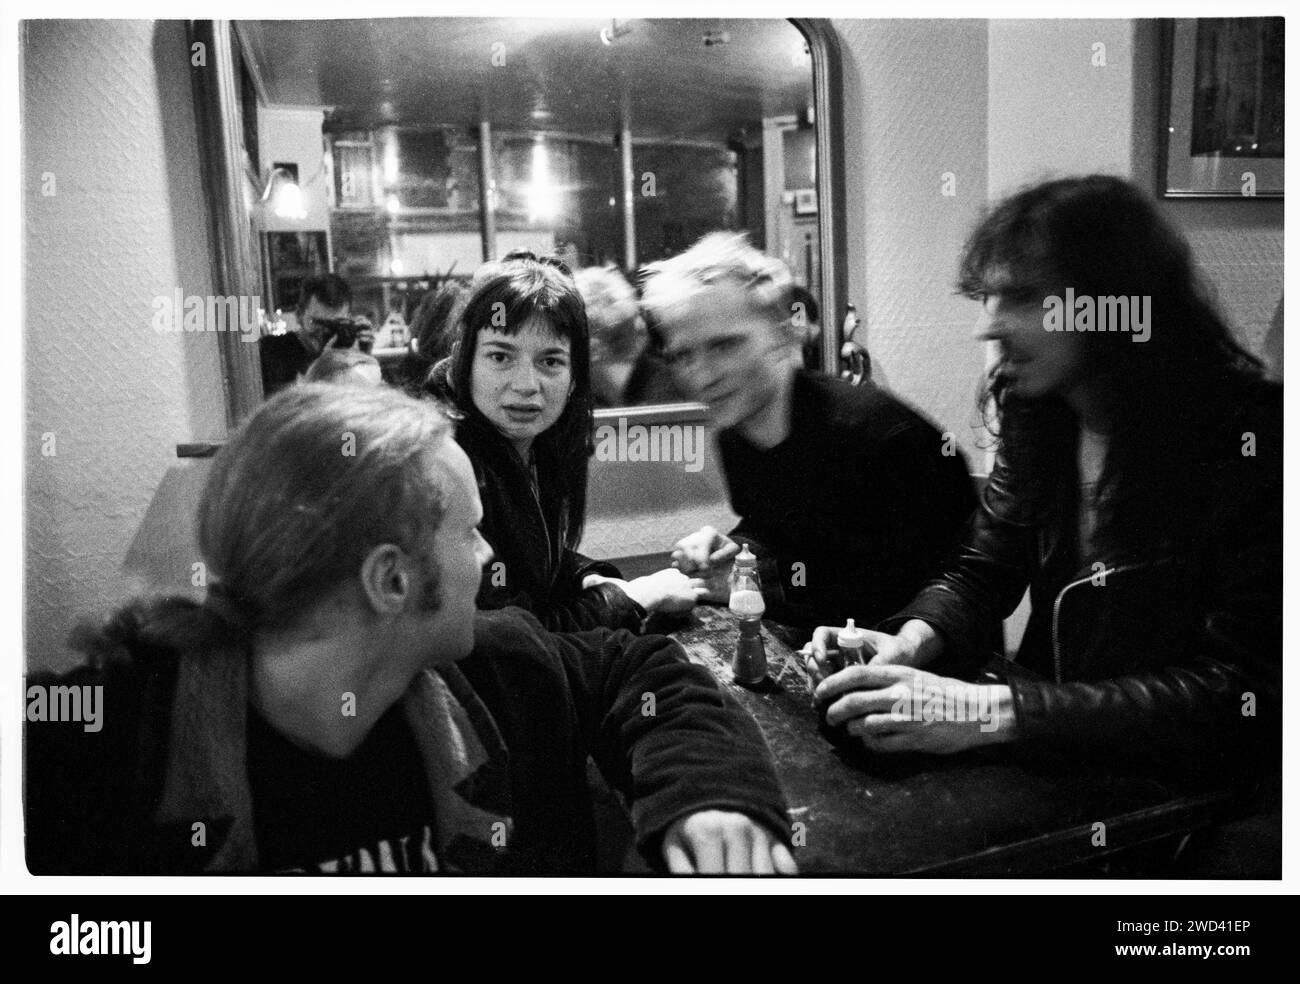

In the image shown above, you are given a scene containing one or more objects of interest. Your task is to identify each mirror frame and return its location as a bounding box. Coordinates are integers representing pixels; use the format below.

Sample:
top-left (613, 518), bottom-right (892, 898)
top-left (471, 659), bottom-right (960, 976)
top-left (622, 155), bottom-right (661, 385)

top-left (191, 18), bottom-right (847, 428)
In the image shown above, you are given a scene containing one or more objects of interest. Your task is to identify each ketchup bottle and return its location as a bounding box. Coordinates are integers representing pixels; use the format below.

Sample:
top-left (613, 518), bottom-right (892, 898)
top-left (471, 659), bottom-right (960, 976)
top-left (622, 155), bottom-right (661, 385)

top-left (728, 544), bottom-right (768, 684)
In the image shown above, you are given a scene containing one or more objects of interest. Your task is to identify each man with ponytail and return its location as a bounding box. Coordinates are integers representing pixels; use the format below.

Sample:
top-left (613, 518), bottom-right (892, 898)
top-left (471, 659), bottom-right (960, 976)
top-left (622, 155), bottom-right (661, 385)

top-left (25, 384), bottom-right (794, 875)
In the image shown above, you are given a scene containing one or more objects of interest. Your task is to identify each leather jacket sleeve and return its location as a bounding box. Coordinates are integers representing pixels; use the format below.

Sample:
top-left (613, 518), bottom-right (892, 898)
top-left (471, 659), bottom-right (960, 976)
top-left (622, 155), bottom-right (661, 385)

top-left (881, 447), bottom-right (1281, 784)
top-left (879, 457), bottom-right (1037, 675)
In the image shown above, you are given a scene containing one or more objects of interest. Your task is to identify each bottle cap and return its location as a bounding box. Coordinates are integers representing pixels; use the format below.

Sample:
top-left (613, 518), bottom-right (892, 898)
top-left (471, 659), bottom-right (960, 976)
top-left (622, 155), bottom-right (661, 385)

top-left (838, 618), bottom-right (867, 647)
top-left (734, 543), bottom-right (757, 571)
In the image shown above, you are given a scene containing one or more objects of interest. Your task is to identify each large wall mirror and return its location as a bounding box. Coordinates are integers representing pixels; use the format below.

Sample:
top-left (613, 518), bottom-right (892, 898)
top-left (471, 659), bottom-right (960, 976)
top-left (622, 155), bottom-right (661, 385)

top-left (192, 18), bottom-right (845, 424)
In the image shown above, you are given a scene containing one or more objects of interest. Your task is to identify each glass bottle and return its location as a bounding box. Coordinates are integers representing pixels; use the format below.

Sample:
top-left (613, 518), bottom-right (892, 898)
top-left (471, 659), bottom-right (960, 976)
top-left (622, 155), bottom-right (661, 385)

top-left (728, 544), bottom-right (768, 684)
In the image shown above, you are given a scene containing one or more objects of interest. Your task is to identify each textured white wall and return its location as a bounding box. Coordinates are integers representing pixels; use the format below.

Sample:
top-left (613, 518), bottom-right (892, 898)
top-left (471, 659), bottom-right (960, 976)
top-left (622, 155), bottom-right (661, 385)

top-left (1168, 208), bottom-right (1284, 363)
top-left (24, 20), bottom-right (227, 673)
top-left (987, 20), bottom-right (1137, 198)
top-left (831, 19), bottom-right (992, 462)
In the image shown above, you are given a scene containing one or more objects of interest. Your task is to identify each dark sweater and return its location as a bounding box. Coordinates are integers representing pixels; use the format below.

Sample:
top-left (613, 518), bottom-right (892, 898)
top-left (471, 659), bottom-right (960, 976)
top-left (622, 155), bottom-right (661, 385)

top-left (24, 605), bottom-right (791, 875)
top-left (719, 370), bottom-right (978, 630)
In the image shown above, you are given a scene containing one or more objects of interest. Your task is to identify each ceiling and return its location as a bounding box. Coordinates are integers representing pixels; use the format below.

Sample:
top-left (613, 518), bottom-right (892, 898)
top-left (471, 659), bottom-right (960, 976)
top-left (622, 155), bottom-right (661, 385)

top-left (237, 18), bottom-right (814, 142)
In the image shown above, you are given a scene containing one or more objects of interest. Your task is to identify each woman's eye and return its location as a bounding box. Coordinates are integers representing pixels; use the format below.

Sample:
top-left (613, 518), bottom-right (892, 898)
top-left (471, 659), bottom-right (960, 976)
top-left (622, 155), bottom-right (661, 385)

top-left (541, 357), bottom-right (569, 370)
top-left (484, 351), bottom-right (509, 364)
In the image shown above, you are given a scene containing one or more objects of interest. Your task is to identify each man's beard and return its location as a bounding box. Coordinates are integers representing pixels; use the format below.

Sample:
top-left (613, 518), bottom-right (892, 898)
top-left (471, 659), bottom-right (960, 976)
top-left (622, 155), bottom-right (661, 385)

top-left (416, 551), bottom-right (442, 614)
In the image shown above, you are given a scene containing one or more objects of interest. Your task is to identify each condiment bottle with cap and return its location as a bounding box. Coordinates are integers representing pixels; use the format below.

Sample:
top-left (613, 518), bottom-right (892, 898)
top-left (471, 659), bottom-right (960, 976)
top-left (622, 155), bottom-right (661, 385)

top-left (728, 544), bottom-right (768, 684)
top-left (837, 619), bottom-right (868, 666)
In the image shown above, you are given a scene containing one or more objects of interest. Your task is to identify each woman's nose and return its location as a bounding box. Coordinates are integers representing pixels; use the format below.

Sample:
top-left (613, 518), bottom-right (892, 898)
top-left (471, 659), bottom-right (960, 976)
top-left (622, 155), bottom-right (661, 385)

top-left (509, 363), bottom-right (540, 393)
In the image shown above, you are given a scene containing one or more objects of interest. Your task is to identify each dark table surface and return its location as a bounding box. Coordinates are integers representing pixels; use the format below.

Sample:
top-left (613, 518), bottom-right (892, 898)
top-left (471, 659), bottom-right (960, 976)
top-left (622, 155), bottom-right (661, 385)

top-left (649, 604), bottom-right (1243, 876)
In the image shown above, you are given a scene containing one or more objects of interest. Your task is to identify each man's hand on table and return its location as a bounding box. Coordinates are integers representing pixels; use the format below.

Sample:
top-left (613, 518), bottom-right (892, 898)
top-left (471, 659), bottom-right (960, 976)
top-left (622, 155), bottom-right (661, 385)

top-left (802, 622), bottom-right (1017, 754)
top-left (801, 623), bottom-right (921, 687)
top-left (670, 527), bottom-right (740, 604)
top-left (662, 810), bottom-right (798, 874)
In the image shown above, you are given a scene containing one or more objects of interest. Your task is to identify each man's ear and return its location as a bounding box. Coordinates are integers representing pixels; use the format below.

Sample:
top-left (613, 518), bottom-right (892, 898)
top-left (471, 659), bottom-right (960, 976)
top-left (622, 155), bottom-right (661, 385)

top-left (358, 543), bottom-right (415, 615)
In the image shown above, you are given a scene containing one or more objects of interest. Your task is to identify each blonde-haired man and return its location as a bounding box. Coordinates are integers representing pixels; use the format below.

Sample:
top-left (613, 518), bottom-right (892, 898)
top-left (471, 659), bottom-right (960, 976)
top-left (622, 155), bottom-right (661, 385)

top-left (643, 233), bottom-right (977, 632)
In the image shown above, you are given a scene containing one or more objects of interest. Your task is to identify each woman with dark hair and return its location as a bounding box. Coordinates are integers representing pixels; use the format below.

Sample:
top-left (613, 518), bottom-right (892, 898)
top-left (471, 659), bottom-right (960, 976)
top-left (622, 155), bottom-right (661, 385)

top-left (428, 250), bottom-right (703, 632)
top-left (806, 175), bottom-right (1280, 789)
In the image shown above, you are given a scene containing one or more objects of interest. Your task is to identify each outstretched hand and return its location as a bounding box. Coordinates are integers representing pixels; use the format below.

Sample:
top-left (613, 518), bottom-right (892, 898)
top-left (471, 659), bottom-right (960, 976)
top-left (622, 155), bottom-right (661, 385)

top-left (662, 810), bottom-right (798, 875)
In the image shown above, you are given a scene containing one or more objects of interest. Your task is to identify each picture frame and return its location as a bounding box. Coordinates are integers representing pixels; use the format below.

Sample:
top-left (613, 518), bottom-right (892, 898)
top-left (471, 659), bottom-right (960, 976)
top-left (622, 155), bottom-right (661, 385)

top-left (1158, 18), bottom-right (1283, 198)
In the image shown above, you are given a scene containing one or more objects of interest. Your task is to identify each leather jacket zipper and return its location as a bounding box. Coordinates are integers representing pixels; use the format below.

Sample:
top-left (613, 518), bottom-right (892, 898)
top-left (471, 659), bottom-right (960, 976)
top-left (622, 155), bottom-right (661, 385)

top-left (525, 467), bottom-right (558, 582)
top-left (1049, 560), bottom-right (1149, 683)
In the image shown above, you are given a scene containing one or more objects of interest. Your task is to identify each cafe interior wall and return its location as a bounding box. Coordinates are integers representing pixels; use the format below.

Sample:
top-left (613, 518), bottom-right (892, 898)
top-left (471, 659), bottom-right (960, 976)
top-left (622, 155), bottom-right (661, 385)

top-left (25, 20), bottom-right (227, 672)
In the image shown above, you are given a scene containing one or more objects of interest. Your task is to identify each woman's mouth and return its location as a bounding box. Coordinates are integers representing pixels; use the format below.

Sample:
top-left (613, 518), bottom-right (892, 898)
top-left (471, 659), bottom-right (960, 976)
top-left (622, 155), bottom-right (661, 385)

top-left (503, 405), bottom-right (543, 422)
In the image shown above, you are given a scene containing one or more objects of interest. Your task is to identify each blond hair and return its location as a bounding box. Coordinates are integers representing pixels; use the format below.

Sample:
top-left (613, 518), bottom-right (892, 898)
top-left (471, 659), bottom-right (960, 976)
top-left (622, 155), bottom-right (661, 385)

top-left (640, 232), bottom-right (794, 334)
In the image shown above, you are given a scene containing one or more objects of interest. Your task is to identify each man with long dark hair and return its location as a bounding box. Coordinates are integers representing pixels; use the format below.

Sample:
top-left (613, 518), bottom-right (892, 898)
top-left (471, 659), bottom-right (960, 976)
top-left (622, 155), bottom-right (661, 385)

top-left (806, 176), bottom-right (1281, 792)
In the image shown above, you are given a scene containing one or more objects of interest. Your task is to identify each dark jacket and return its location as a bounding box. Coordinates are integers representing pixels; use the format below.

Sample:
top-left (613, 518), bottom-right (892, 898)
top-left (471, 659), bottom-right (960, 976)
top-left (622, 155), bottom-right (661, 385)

top-left (429, 363), bottom-right (644, 632)
top-left (719, 370), bottom-right (979, 630)
top-left (25, 606), bottom-right (791, 875)
top-left (258, 332), bottom-right (315, 396)
top-left (883, 379), bottom-right (1282, 786)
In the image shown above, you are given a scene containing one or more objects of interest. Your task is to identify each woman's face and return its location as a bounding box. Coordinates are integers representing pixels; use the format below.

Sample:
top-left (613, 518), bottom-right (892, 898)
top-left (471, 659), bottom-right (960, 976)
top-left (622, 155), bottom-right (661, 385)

top-left (972, 269), bottom-right (1089, 401)
top-left (469, 313), bottom-right (573, 455)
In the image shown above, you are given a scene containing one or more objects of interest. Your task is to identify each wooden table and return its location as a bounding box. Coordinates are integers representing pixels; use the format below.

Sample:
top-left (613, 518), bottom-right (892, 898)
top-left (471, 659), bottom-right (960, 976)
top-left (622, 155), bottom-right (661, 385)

top-left (650, 604), bottom-right (1246, 876)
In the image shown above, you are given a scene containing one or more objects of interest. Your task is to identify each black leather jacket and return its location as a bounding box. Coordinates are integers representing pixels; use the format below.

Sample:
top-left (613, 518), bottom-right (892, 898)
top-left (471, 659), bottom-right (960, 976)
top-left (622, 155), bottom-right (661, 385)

top-left (883, 379), bottom-right (1281, 787)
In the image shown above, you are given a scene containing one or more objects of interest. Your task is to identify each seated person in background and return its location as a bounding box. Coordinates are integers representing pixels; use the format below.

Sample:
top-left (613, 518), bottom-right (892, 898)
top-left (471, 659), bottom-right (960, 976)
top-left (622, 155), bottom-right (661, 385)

top-left (790, 285), bottom-right (823, 373)
top-left (806, 175), bottom-right (1281, 788)
top-left (426, 251), bottom-right (704, 632)
top-left (574, 265), bottom-right (647, 407)
top-left (305, 347), bottom-right (383, 387)
top-left (25, 384), bottom-right (795, 875)
top-left (259, 273), bottom-right (372, 397)
top-left (402, 280), bottom-right (467, 394)
top-left (622, 325), bottom-right (689, 406)
top-left (641, 233), bottom-right (977, 631)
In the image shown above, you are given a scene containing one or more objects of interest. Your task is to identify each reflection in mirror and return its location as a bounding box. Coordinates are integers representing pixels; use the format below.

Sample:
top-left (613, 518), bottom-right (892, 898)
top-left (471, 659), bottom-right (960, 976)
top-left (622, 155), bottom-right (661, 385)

top-left (233, 18), bottom-right (821, 407)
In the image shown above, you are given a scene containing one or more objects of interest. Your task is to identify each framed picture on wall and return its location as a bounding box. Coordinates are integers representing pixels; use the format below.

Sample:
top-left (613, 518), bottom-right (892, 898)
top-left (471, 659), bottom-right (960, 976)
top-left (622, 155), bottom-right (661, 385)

top-left (1159, 17), bottom-right (1283, 198)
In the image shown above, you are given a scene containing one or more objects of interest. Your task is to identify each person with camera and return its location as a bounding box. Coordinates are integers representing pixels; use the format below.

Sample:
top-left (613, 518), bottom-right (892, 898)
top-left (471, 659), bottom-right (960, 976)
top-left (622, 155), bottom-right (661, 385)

top-left (259, 273), bottom-right (374, 397)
